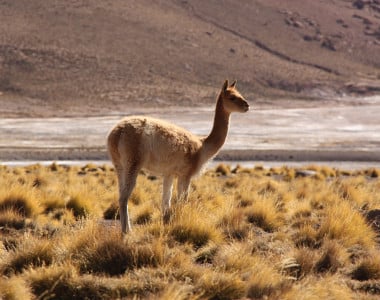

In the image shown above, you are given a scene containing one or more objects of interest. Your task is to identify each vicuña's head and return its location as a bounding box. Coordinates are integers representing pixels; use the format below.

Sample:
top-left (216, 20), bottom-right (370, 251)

top-left (220, 80), bottom-right (249, 113)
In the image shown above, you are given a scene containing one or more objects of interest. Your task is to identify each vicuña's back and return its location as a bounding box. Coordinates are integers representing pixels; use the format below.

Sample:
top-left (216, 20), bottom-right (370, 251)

top-left (108, 116), bottom-right (202, 177)
top-left (108, 80), bottom-right (249, 235)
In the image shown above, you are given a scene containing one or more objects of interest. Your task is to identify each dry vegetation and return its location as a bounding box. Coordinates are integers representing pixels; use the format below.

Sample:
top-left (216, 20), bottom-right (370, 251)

top-left (0, 162), bottom-right (379, 299)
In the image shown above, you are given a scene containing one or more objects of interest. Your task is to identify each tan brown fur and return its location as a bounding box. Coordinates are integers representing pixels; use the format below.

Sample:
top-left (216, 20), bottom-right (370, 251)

top-left (107, 80), bottom-right (249, 234)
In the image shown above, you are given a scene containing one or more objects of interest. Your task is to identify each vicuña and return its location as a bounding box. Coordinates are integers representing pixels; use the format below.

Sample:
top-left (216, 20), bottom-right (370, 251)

top-left (107, 80), bottom-right (249, 235)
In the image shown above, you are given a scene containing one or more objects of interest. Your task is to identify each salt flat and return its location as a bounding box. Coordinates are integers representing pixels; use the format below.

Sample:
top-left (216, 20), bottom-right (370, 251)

top-left (1, 102), bottom-right (379, 162)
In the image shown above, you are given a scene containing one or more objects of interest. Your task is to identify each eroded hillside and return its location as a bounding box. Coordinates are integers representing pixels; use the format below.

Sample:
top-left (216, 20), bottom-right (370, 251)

top-left (0, 0), bottom-right (379, 116)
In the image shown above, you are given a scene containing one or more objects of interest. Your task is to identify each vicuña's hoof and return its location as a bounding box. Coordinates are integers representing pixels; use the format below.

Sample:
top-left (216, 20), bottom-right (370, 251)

top-left (121, 230), bottom-right (130, 242)
top-left (163, 210), bottom-right (171, 224)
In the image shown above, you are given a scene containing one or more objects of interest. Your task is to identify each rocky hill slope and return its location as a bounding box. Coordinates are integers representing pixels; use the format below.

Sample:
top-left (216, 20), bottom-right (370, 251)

top-left (0, 0), bottom-right (379, 116)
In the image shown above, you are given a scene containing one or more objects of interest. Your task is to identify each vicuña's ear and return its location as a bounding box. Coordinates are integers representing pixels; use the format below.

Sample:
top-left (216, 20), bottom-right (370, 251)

top-left (230, 80), bottom-right (237, 88)
top-left (222, 80), bottom-right (229, 92)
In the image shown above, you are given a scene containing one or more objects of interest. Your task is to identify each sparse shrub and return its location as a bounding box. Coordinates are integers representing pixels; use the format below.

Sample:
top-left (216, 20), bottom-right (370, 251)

top-left (25, 264), bottom-right (143, 300)
top-left (0, 190), bottom-right (40, 218)
top-left (0, 276), bottom-right (33, 300)
top-left (194, 243), bottom-right (219, 265)
top-left (320, 166), bottom-right (337, 177)
top-left (103, 202), bottom-right (119, 220)
top-left (170, 202), bottom-right (222, 248)
top-left (292, 248), bottom-right (318, 278)
top-left (31, 176), bottom-right (47, 188)
top-left (25, 264), bottom-right (78, 300)
top-left (293, 224), bottom-right (320, 248)
top-left (155, 283), bottom-right (195, 300)
top-left (282, 275), bottom-right (354, 300)
top-left (215, 163), bottom-right (230, 176)
top-left (258, 179), bottom-right (280, 195)
top-left (75, 230), bottom-right (162, 276)
top-left (49, 208), bottom-right (75, 224)
top-left (246, 198), bottom-right (282, 232)
top-left (254, 164), bottom-right (265, 171)
top-left (351, 255), bottom-right (380, 281)
top-left (49, 162), bottom-right (59, 171)
top-left (314, 241), bottom-right (349, 274)
top-left (215, 243), bottom-right (253, 273)
top-left (220, 209), bottom-right (250, 240)
top-left (317, 201), bottom-right (376, 248)
top-left (0, 209), bottom-right (25, 230)
top-left (197, 271), bottom-right (246, 300)
top-left (66, 195), bottom-right (92, 219)
top-left (42, 196), bottom-right (66, 214)
top-left (365, 168), bottom-right (379, 178)
top-left (224, 178), bottom-right (239, 189)
top-left (80, 240), bottom-right (135, 275)
top-left (2, 163), bottom-right (380, 299)
top-left (1, 239), bottom-right (54, 275)
top-left (135, 207), bottom-right (153, 225)
top-left (171, 224), bottom-right (216, 249)
top-left (246, 255), bottom-right (287, 299)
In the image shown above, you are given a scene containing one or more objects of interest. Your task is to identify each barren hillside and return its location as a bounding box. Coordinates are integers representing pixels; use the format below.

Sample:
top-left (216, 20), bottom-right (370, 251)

top-left (0, 0), bottom-right (379, 117)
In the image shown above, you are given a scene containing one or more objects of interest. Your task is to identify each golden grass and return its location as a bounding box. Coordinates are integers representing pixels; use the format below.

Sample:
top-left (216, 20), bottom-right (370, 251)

top-left (351, 253), bottom-right (380, 281)
top-left (0, 163), bottom-right (379, 299)
top-left (317, 200), bottom-right (377, 249)
top-left (0, 276), bottom-right (33, 300)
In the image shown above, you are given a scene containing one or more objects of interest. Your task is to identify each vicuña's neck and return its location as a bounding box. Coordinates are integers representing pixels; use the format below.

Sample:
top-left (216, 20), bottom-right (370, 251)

top-left (202, 93), bottom-right (230, 159)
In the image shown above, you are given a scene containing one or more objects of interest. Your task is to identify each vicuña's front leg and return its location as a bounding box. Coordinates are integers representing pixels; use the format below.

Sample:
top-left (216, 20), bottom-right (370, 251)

top-left (177, 176), bottom-right (191, 202)
top-left (162, 175), bottom-right (173, 224)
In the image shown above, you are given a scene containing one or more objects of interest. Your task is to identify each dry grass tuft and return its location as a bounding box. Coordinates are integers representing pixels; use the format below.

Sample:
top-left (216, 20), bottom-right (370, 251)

top-left (170, 202), bottom-right (222, 249)
top-left (0, 163), bottom-right (379, 299)
top-left (197, 271), bottom-right (246, 300)
top-left (317, 201), bottom-right (376, 249)
top-left (67, 224), bottom-right (163, 276)
top-left (0, 189), bottom-right (41, 218)
top-left (0, 209), bottom-right (25, 230)
top-left (283, 275), bottom-right (354, 300)
top-left (170, 223), bottom-right (218, 249)
top-left (103, 201), bottom-right (119, 220)
top-left (246, 255), bottom-right (288, 299)
top-left (351, 254), bottom-right (380, 281)
top-left (215, 163), bottom-right (231, 176)
top-left (194, 242), bottom-right (219, 265)
top-left (314, 240), bottom-right (349, 274)
top-left (0, 276), bottom-right (33, 300)
top-left (245, 197), bottom-right (283, 232)
top-left (134, 205), bottom-right (153, 225)
top-left (219, 208), bottom-right (250, 240)
top-left (291, 248), bottom-right (318, 278)
top-left (79, 238), bottom-right (161, 276)
top-left (1, 238), bottom-right (55, 276)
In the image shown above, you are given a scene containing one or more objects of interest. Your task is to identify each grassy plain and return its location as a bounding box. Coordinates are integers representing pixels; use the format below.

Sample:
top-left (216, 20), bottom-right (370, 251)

top-left (0, 163), bottom-right (379, 299)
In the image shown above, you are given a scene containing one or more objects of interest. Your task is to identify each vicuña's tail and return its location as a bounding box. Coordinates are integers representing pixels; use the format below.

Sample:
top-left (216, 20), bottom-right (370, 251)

top-left (107, 126), bottom-right (122, 168)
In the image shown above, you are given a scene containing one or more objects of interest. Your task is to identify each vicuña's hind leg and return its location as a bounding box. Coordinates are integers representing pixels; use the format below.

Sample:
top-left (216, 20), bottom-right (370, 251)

top-left (177, 176), bottom-right (191, 202)
top-left (162, 175), bottom-right (174, 224)
top-left (118, 165), bottom-right (139, 234)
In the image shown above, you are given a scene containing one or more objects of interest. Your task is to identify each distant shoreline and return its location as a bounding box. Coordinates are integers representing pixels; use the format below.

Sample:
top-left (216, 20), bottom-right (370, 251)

top-left (1, 147), bottom-right (379, 162)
